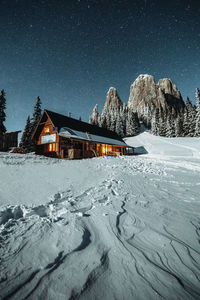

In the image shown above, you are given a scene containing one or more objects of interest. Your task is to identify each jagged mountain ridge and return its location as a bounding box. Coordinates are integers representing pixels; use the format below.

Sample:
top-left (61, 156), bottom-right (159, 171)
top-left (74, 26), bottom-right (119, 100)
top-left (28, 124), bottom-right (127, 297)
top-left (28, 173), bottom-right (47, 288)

top-left (89, 87), bottom-right (140, 137)
top-left (128, 74), bottom-right (185, 121)
top-left (89, 74), bottom-right (188, 137)
top-left (100, 75), bottom-right (185, 117)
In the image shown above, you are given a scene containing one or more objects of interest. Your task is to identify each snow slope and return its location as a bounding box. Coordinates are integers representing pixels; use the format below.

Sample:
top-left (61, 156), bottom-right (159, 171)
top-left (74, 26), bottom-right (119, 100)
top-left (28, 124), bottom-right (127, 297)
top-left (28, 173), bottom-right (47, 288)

top-left (0, 133), bottom-right (200, 300)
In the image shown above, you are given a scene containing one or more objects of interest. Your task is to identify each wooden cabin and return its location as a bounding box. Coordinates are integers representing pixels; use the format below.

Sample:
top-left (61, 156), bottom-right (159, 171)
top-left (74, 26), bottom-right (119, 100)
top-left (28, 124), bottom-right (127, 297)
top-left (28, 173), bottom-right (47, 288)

top-left (0, 130), bottom-right (21, 152)
top-left (32, 109), bottom-right (131, 159)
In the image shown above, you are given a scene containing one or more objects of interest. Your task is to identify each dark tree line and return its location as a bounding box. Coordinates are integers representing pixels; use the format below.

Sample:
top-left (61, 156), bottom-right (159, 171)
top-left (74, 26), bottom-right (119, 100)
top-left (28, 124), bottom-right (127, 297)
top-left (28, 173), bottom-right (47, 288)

top-left (89, 104), bottom-right (140, 137)
top-left (2, 85), bottom-right (200, 156)
top-left (150, 88), bottom-right (200, 137)
top-left (0, 91), bottom-right (42, 153)
top-left (0, 90), bottom-right (6, 134)
top-left (89, 87), bottom-right (200, 139)
top-left (20, 96), bottom-right (42, 151)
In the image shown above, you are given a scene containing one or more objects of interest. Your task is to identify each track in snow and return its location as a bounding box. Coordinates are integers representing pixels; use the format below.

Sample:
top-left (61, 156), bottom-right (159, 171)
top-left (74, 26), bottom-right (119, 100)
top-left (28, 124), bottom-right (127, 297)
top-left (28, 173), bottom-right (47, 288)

top-left (0, 146), bottom-right (200, 299)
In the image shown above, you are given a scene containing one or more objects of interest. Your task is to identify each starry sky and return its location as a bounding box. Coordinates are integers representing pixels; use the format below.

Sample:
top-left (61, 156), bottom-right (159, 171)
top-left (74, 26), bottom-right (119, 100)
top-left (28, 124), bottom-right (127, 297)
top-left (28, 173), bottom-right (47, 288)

top-left (1, 0), bottom-right (200, 133)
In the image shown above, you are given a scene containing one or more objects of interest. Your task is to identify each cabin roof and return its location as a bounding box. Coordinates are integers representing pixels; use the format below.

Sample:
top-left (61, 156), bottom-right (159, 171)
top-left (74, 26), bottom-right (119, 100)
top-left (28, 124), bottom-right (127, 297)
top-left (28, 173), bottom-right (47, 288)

top-left (59, 129), bottom-right (127, 146)
top-left (42, 109), bottom-right (126, 145)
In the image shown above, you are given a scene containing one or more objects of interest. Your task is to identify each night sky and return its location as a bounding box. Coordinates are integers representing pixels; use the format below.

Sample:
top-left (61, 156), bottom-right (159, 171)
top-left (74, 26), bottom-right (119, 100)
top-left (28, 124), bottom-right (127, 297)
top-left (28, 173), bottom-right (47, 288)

top-left (1, 0), bottom-right (200, 133)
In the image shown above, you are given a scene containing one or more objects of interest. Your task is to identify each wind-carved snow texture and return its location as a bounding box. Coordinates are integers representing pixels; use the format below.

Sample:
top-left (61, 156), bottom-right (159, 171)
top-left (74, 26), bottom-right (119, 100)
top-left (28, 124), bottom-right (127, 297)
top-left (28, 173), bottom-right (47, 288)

top-left (0, 134), bottom-right (200, 300)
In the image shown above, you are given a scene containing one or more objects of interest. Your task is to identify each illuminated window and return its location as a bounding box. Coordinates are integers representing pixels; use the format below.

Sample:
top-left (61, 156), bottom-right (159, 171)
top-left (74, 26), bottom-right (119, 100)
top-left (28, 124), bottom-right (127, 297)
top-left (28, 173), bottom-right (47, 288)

top-left (102, 144), bottom-right (106, 154)
top-left (44, 127), bottom-right (50, 133)
top-left (48, 143), bottom-right (56, 151)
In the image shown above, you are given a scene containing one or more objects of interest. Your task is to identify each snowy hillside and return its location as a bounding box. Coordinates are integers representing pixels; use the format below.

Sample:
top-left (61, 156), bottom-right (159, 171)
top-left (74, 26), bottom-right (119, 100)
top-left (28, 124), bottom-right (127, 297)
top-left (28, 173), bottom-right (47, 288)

top-left (0, 133), bottom-right (200, 300)
top-left (125, 131), bottom-right (200, 158)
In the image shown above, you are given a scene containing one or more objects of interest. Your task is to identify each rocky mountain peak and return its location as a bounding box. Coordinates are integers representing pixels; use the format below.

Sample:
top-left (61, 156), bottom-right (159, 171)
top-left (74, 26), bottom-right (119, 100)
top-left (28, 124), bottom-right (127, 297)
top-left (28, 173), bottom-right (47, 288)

top-left (134, 74), bottom-right (155, 84)
top-left (104, 87), bottom-right (123, 110)
top-left (158, 78), bottom-right (182, 100)
top-left (128, 74), bottom-right (185, 121)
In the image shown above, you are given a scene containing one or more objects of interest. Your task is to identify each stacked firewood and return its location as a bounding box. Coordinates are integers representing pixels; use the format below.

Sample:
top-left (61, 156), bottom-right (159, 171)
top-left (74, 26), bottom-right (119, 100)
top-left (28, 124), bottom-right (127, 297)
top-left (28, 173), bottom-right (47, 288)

top-left (11, 147), bottom-right (26, 154)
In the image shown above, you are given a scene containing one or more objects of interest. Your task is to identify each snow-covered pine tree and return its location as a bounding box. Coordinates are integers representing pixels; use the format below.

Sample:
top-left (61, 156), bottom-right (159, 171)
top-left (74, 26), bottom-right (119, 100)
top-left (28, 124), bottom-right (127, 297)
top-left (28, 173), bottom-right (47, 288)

top-left (195, 88), bottom-right (200, 136)
top-left (0, 89), bottom-right (6, 133)
top-left (126, 110), bottom-right (133, 136)
top-left (109, 108), bottom-right (116, 132)
top-left (126, 110), bottom-right (140, 136)
top-left (32, 96), bottom-right (42, 129)
top-left (132, 112), bottom-right (140, 135)
top-left (183, 98), bottom-right (194, 136)
top-left (89, 104), bottom-right (99, 126)
top-left (166, 113), bottom-right (175, 137)
top-left (188, 101), bottom-right (196, 136)
top-left (143, 103), bottom-right (151, 128)
top-left (183, 98), bottom-right (190, 136)
top-left (115, 113), bottom-right (124, 137)
top-left (28, 96), bottom-right (42, 152)
top-left (121, 104), bottom-right (127, 136)
top-left (151, 108), bottom-right (160, 135)
top-left (175, 114), bottom-right (184, 137)
top-left (106, 109), bottom-right (111, 130)
top-left (159, 108), bottom-right (167, 136)
top-left (91, 99), bottom-right (139, 137)
top-left (99, 113), bottom-right (105, 128)
top-left (19, 116), bottom-right (32, 151)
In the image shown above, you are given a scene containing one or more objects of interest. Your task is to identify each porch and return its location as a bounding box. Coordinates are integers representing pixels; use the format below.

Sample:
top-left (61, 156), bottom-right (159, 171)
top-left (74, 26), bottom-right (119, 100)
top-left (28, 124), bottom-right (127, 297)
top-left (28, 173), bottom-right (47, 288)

top-left (36, 136), bottom-right (126, 159)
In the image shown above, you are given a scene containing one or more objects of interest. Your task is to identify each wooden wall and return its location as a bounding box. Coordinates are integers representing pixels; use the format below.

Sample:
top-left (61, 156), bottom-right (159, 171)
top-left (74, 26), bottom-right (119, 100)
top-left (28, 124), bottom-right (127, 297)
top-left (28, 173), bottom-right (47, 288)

top-left (0, 132), bottom-right (20, 151)
top-left (0, 131), bottom-right (3, 150)
top-left (34, 115), bottom-right (127, 159)
top-left (36, 116), bottom-right (60, 157)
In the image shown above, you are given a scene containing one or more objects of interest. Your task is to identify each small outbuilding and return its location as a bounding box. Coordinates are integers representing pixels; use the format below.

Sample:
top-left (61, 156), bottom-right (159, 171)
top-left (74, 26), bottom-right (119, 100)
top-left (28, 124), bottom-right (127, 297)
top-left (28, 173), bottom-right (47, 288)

top-left (32, 109), bottom-right (132, 159)
top-left (0, 130), bottom-right (21, 152)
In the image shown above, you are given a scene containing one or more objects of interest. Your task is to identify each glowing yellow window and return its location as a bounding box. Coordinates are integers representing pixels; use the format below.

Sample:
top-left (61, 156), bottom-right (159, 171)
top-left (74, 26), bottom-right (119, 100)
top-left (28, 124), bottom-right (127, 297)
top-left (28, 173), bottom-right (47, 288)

top-left (44, 127), bottom-right (50, 133)
top-left (49, 143), bottom-right (56, 151)
top-left (102, 144), bottom-right (106, 154)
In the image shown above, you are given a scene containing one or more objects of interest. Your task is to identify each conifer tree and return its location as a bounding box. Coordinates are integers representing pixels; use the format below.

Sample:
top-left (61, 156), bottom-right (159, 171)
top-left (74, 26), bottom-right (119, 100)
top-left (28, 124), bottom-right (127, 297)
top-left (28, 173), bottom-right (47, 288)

top-left (126, 110), bottom-right (140, 136)
top-left (109, 109), bottom-right (116, 132)
top-left (175, 114), bottom-right (183, 137)
top-left (126, 110), bottom-right (133, 136)
top-left (151, 108), bottom-right (160, 135)
top-left (132, 112), bottom-right (140, 135)
top-left (19, 116), bottom-right (32, 151)
top-left (106, 110), bottom-right (111, 130)
top-left (195, 88), bottom-right (200, 136)
top-left (0, 90), bottom-right (6, 133)
top-left (22, 96), bottom-right (42, 152)
top-left (32, 96), bottom-right (42, 129)
top-left (92, 101), bottom-right (140, 137)
top-left (182, 97), bottom-right (196, 136)
top-left (183, 98), bottom-right (191, 136)
top-left (89, 104), bottom-right (99, 125)
top-left (121, 105), bottom-right (127, 136)
top-left (30, 96), bottom-right (42, 149)
top-left (166, 114), bottom-right (175, 137)
top-left (159, 108), bottom-right (167, 136)
top-left (183, 107), bottom-right (189, 136)
top-left (99, 113), bottom-right (107, 128)
top-left (115, 113), bottom-right (124, 137)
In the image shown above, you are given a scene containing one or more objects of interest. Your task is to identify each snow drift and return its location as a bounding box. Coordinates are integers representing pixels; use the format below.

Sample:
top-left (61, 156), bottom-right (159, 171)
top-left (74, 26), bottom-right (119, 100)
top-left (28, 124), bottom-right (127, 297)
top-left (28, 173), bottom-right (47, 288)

top-left (0, 132), bottom-right (200, 300)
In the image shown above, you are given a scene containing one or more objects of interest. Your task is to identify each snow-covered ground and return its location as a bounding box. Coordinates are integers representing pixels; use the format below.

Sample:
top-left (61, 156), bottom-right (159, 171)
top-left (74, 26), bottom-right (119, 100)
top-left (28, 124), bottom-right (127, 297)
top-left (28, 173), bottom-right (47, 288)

top-left (0, 132), bottom-right (200, 300)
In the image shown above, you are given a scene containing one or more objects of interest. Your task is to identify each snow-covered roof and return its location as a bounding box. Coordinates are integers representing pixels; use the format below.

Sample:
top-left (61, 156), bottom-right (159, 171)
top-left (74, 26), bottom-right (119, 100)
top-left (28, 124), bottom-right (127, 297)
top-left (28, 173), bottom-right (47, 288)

top-left (59, 127), bottom-right (127, 146)
top-left (90, 134), bottom-right (126, 146)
